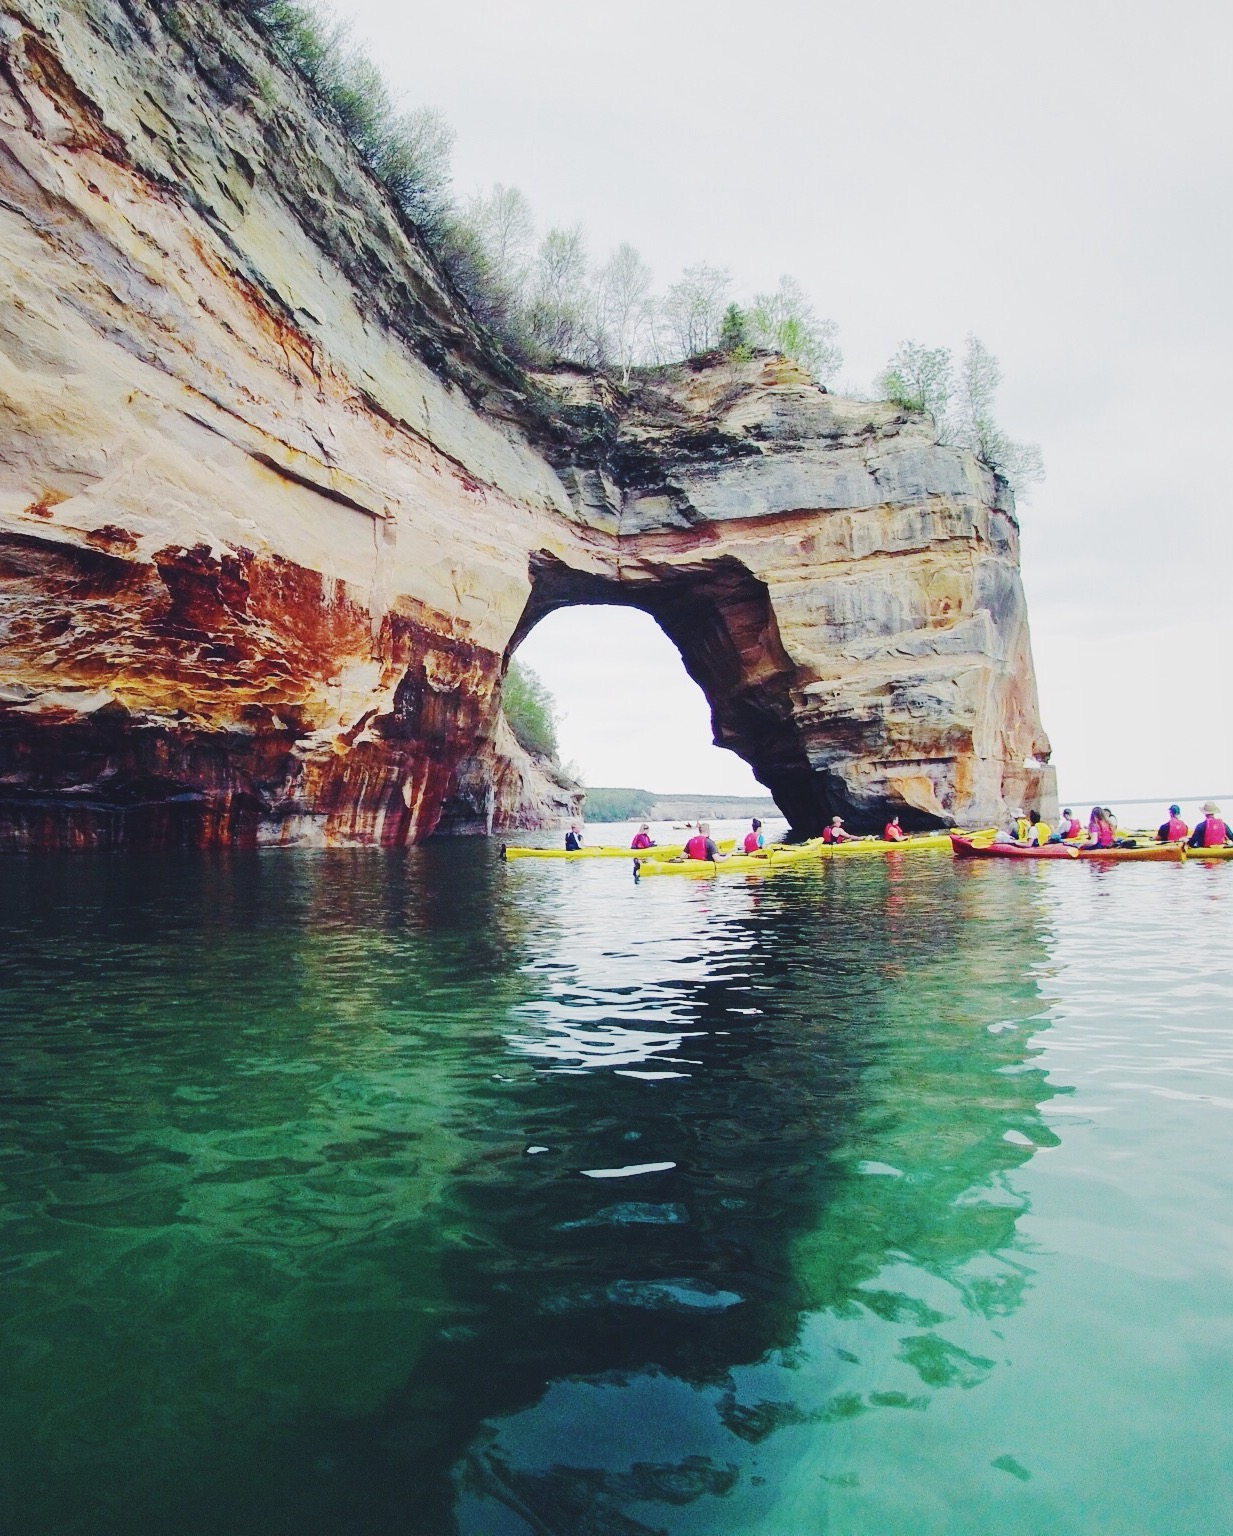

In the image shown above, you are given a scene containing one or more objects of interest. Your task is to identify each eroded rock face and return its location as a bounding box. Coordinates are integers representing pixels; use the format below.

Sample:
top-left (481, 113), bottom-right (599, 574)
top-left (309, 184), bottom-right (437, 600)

top-left (0, 0), bottom-right (1054, 849)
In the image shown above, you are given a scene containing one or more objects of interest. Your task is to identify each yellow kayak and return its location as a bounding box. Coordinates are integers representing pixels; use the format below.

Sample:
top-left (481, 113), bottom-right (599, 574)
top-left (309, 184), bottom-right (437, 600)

top-left (504, 838), bottom-right (735, 862)
top-left (1186, 844), bottom-right (1233, 860)
top-left (635, 848), bottom-right (791, 877)
top-left (819, 831), bottom-right (964, 857)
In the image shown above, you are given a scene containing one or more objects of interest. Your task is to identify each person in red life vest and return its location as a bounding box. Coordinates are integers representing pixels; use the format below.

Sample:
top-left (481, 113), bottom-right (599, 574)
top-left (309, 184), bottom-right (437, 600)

top-left (630, 823), bottom-right (656, 850)
top-left (1081, 809), bottom-right (1116, 850)
top-left (1188, 802), bottom-right (1231, 849)
top-left (821, 816), bottom-right (856, 844)
top-left (564, 822), bottom-right (584, 852)
top-left (883, 816), bottom-right (907, 842)
top-left (743, 817), bottom-right (764, 853)
top-left (1157, 805), bottom-right (1189, 843)
top-left (684, 821), bottom-right (723, 861)
top-left (1056, 808), bottom-right (1082, 841)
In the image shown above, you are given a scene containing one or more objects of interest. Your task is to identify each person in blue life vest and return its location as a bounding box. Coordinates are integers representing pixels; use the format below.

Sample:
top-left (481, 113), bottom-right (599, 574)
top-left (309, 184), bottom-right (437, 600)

top-left (684, 822), bottom-right (724, 861)
top-left (1188, 802), bottom-right (1231, 849)
top-left (565, 821), bottom-right (583, 852)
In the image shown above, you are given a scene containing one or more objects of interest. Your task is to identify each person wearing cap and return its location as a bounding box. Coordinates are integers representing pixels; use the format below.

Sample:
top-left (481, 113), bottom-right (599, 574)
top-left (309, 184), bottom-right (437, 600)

top-left (630, 823), bottom-right (656, 850)
top-left (1188, 803), bottom-right (1231, 849)
top-left (1157, 805), bottom-right (1189, 844)
top-left (993, 809), bottom-right (1027, 846)
top-left (565, 821), bottom-right (584, 852)
top-left (822, 816), bottom-right (856, 844)
top-left (1052, 808), bottom-right (1082, 842)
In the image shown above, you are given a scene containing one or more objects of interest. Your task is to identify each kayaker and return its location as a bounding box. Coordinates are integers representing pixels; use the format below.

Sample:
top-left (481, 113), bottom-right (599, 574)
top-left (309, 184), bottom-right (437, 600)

top-left (883, 816), bottom-right (907, 842)
top-left (743, 818), bottom-right (764, 853)
top-left (1013, 808), bottom-right (1030, 841)
top-left (1188, 802), bottom-right (1231, 849)
top-left (822, 816), bottom-right (856, 844)
top-left (1157, 805), bottom-right (1189, 843)
top-left (1056, 808), bottom-right (1082, 841)
top-left (565, 822), bottom-right (584, 852)
top-left (993, 811), bottom-right (1025, 846)
top-left (630, 824), bottom-right (655, 850)
top-left (1081, 810), bottom-right (1116, 851)
top-left (1025, 809), bottom-right (1052, 847)
top-left (684, 821), bottom-right (723, 861)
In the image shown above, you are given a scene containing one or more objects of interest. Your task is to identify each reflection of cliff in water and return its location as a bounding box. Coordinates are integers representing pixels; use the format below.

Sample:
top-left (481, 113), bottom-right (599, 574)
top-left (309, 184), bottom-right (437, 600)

top-left (0, 850), bottom-right (1057, 1536)
top-left (337, 858), bottom-right (1059, 1535)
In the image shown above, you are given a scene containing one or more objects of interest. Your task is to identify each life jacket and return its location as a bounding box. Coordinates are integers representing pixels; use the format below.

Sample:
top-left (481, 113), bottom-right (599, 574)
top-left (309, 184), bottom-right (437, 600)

top-left (685, 834), bottom-right (711, 860)
top-left (1097, 821), bottom-right (1114, 847)
top-left (1015, 817), bottom-right (1030, 841)
top-left (1164, 816), bottom-right (1188, 842)
top-left (1203, 817), bottom-right (1228, 847)
top-left (884, 823), bottom-right (906, 841)
top-left (1063, 817), bottom-right (1081, 839)
top-left (1030, 821), bottom-right (1052, 845)
top-left (743, 832), bottom-right (762, 853)
top-left (631, 832), bottom-right (652, 849)
top-left (822, 826), bottom-right (835, 844)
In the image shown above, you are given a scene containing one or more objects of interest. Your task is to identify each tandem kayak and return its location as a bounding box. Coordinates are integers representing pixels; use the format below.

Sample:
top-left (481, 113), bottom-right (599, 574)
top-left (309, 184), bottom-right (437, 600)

top-left (821, 832), bottom-right (965, 856)
top-left (1185, 844), bottom-right (1233, 860)
top-left (634, 842), bottom-right (819, 877)
top-left (504, 839), bottom-right (735, 862)
top-left (951, 836), bottom-right (1078, 860)
top-left (951, 836), bottom-right (1186, 863)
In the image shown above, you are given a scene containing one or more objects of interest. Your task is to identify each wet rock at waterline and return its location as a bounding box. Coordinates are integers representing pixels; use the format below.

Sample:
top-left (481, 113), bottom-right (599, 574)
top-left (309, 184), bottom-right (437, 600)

top-left (0, 0), bottom-right (1054, 849)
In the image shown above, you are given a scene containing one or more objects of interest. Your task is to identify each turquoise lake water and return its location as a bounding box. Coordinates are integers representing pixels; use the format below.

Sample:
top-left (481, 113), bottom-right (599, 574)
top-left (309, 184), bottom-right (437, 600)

top-left (1, 840), bottom-right (1231, 1534)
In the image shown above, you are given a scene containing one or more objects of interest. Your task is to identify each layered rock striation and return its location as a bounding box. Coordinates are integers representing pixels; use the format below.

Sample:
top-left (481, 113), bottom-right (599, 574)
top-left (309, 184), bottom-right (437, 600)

top-left (0, 0), bottom-right (1054, 850)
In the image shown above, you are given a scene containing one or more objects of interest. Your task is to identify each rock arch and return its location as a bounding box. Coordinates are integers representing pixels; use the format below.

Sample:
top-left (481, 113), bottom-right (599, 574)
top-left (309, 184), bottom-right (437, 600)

top-left (0, 2), bottom-right (1054, 849)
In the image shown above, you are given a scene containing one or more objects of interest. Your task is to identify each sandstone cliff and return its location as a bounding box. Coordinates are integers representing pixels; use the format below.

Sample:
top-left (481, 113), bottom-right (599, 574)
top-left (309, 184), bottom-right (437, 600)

top-left (0, 0), bottom-right (1055, 850)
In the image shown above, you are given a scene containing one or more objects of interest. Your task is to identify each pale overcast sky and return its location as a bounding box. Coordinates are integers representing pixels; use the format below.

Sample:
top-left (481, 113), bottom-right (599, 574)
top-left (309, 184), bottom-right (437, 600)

top-left (338, 0), bottom-right (1232, 800)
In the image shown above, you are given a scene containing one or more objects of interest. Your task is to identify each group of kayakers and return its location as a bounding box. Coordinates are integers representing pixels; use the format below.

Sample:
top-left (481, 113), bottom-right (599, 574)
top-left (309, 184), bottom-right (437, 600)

top-left (992, 802), bottom-right (1232, 851)
top-left (1160, 802), bottom-right (1230, 849)
top-left (568, 801), bottom-right (1233, 861)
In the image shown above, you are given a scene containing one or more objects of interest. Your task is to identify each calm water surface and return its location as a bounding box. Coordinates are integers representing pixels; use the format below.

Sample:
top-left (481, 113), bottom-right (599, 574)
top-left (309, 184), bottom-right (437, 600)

top-left (1, 837), bottom-right (1231, 1534)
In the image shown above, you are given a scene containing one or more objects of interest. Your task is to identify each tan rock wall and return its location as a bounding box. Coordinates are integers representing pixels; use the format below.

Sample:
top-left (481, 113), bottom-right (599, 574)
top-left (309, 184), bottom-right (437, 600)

top-left (0, 0), bottom-right (1054, 849)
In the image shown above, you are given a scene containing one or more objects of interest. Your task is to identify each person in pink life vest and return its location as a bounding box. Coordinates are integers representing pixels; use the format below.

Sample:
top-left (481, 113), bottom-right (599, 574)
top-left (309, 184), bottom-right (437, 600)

top-left (630, 823), bottom-right (655, 850)
top-left (1081, 809), bottom-right (1116, 850)
top-left (1157, 805), bottom-right (1189, 844)
top-left (684, 821), bottom-right (723, 861)
top-left (743, 818), bottom-right (764, 854)
top-left (822, 816), bottom-right (856, 844)
top-left (1189, 802), bottom-right (1231, 849)
top-left (883, 816), bottom-right (907, 842)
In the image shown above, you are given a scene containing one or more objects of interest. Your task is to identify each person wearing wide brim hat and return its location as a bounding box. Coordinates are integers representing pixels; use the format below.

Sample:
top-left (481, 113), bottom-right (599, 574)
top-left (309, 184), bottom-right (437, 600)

top-left (1189, 802), bottom-right (1232, 850)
